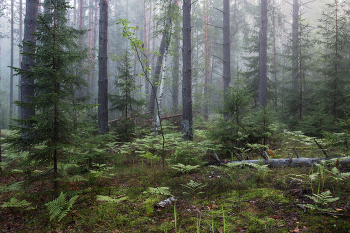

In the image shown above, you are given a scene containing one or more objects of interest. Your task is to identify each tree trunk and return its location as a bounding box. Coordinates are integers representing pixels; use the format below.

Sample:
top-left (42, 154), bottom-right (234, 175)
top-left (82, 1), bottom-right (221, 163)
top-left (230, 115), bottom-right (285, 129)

top-left (143, 0), bottom-right (149, 95)
top-left (291, 0), bottom-right (299, 92)
top-left (74, 0), bottom-right (77, 28)
top-left (258, 0), bottom-right (268, 108)
top-left (91, 0), bottom-right (98, 102)
top-left (223, 0), bottom-right (231, 105)
top-left (18, 0), bottom-right (23, 116)
top-left (98, 0), bottom-right (109, 135)
top-left (79, 0), bottom-right (83, 31)
top-left (148, 3), bottom-right (172, 115)
top-left (154, 50), bottom-right (168, 134)
top-left (172, 0), bottom-right (180, 112)
top-left (272, 0), bottom-right (277, 108)
top-left (10, 0), bottom-right (14, 125)
top-left (182, 0), bottom-right (193, 141)
top-left (291, 0), bottom-right (300, 119)
top-left (203, 0), bottom-right (209, 120)
top-left (21, 0), bottom-right (39, 125)
top-left (87, 0), bottom-right (93, 102)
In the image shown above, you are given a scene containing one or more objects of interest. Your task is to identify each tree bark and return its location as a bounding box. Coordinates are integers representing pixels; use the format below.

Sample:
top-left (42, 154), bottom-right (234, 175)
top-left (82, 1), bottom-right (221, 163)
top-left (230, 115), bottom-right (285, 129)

top-left (182, 0), bottom-right (193, 141)
top-left (91, 0), bottom-right (98, 102)
top-left (21, 0), bottom-right (39, 124)
top-left (291, 0), bottom-right (299, 92)
top-left (98, 0), bottom-right (109, 135)
top-left (148, 3), bottom-right (172, 115)
top-left (258, 0), bottom-right (268, 108)
top-left (154, 50), bottom-right (168, 134)
top-left (172, 0), bottom-right (180, 112)
top-left (10, 0), bottom-right (14, 125)
top-left (79, 0), bottom-right (83, 31)
top-left (143, 0), bottom-right (149, 95)
top-left (18, 0), bottom-right (23, 116)
top-left (291, 0), bottom-right (300, 119)
top-left (223, 0), bottom-right (231, 106)
top-left (87, 0), bottom-right (93, 101)
top-left (203, 0), bottom-right (209, 119)
top-left (272, 0), bottom-right (277, 108)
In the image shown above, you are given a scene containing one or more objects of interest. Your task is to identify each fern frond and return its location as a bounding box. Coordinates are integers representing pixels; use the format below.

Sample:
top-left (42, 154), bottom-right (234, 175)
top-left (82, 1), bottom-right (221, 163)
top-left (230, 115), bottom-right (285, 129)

top-left (45, 192), bottom-right (78, 222)
top-left (67, 175), bottom-right (88, 182)
top-left (303, 190), bottom-right (339, 213)
top-left (181, 180), bottom-right (206, 190)
top-left (143, 187), bottom-right (174, 197)
top-left (1, 198), bottom-right (32, 209)
top-left (171, 163), bottom-right (200, 174)
top-left (96, 195), bottom-right (128, 203)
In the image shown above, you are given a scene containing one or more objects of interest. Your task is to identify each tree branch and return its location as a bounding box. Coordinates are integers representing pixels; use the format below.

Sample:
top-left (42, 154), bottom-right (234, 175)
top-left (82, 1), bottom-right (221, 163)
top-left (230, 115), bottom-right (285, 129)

top-left (213, 7), bottom-right (223, 13)
top-left (205, 22), bottom-right (223, 29)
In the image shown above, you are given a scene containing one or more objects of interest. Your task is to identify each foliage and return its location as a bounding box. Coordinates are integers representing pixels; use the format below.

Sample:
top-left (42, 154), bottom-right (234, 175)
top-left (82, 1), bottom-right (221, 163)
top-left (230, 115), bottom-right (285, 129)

top-left (45, 192), bottom-right (78, 222)
top-left (324, 115), bottom-right (350, 152)
top-left (0, 197), bottom-right (34, 210)
top-left (317, 0), bottom-right (350, 119)
top-left (169, 143), bottom-right (205, 165)
top-left (171, 163), bottom-right (200, 174)
top-left (96, 195), bottom-right (128, 203)
top-left (297, 110), bottom-right (337, 137)
top-left (143, 186), bottom-right (174, 197)
top-left (5, 0), bottom-right (91, 188)
top-left (181, 180), bottom-right (206, 198)
top-left (290, 158), bottom-right (350, 194)
top-left (303, 190), bottom-right (339, 213)
top-left (209, 104), bottom-right (277, 157)
top-left (109, 51), bottom-right (145, 141)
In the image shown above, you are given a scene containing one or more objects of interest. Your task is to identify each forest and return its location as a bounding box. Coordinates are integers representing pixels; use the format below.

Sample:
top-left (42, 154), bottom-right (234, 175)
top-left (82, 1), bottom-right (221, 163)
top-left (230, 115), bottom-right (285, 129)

top-left (0, 0), bottom-right (350, 232)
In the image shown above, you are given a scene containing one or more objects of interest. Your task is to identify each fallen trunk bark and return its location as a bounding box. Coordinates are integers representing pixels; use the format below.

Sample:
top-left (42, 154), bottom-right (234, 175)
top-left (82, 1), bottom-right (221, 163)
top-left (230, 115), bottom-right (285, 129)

top-left (229, 157), bottom-right (350, 168)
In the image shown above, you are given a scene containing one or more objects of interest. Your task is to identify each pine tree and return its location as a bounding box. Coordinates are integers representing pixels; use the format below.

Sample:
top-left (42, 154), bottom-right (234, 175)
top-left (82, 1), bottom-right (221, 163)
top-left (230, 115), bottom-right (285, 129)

top-left (8, 0), bottom-right (90, 190)
top-left (182, 0), bottom-right (193, 141)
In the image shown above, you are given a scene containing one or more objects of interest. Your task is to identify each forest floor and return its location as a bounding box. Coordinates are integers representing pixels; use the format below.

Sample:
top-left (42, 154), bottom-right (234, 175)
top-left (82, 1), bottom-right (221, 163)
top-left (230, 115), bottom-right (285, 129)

top-left (0, 120), bottom-right (350, 232)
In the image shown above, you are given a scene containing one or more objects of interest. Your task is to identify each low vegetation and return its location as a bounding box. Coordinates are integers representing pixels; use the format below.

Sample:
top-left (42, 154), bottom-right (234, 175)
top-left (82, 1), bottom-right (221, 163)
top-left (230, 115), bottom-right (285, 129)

top-left (0, 118), bottom-right (350, 232)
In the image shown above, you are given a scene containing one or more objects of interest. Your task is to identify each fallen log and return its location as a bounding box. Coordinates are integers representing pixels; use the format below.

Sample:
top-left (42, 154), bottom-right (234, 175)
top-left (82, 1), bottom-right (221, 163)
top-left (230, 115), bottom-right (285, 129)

top-left (229, 157), bottom-right (350, 168)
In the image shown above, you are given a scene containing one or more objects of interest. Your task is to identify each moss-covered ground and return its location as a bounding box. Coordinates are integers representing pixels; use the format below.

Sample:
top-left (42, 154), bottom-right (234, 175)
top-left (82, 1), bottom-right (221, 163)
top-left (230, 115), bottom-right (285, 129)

top-left (0, 120), bottom-right (350, 232)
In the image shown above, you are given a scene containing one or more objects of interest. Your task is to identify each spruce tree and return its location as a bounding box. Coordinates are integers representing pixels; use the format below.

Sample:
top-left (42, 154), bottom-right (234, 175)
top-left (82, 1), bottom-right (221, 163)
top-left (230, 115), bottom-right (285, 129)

top-left (282, 10), bottom-right (316, 128)
top-left (8, 0), bottom-right (90, 190)
top-left (317, 0), bottom-right (350, 119)
top-left (109, 51), bottom-right (144, 139)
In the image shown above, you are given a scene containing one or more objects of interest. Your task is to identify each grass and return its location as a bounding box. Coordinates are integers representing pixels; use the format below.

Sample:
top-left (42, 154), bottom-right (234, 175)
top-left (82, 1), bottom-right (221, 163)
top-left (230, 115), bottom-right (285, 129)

top-left (0, 123), bottom-right (350, 232)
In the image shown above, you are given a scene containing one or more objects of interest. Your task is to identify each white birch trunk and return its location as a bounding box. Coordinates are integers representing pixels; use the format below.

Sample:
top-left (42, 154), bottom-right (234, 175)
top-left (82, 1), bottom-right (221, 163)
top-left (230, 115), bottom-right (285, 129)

top-left (154, 50), bottom-right (168, 134)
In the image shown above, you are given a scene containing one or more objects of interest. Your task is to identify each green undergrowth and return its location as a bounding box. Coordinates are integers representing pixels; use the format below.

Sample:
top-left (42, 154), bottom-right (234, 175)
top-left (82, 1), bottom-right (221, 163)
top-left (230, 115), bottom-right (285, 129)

top-left (1, 121), bottom-right (350, 232)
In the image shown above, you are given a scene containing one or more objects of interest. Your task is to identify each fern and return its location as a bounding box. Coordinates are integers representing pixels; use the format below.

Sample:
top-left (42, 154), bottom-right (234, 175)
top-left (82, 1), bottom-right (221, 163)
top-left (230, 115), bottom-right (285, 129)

top-left (303, 190), bottom-right (339, 213)
top-left (0, 181), bottom-right (26, 192)
top-left (181, 180), bottom-right (207, 197)
top-left (143, 187), bottom-right (174, 197)
top-left (45, 192), bottom-right (78, 222)
top-left (1, 198), bottom-right (34, 210)
top-left (330, 167), bottom-right (350, 181)
top-left (171, 163), bottom-right (200, 174)
top-left (96, 195), bottom-right (128, 203)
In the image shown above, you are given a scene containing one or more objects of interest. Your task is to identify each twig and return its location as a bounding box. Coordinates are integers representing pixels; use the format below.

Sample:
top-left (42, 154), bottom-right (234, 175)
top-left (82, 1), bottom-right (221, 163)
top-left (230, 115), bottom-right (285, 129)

top-left (292, 147), bottom-right (300, 158)
top-left (213, 152), bottom-right (221, 162)
top-left (314, 139), bottom-right (330, 158)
